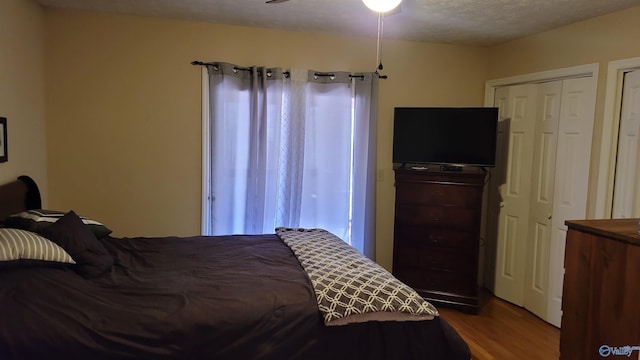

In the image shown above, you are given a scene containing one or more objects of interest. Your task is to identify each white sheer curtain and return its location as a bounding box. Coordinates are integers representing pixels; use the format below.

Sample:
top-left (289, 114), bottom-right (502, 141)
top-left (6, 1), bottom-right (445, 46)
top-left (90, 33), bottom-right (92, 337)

top-left (201, 62), bottom-right (378, 259)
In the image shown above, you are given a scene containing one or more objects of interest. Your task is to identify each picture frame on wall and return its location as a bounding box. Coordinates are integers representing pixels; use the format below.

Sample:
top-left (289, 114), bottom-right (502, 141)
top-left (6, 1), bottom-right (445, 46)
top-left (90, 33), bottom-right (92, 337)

top-left (0, 117), bottom-right (7, 163)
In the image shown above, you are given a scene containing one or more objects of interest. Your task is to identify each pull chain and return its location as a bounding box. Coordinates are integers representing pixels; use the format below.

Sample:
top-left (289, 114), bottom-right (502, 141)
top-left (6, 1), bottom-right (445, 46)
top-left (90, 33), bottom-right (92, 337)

top-left (376, 13), bottom-right (384, 72)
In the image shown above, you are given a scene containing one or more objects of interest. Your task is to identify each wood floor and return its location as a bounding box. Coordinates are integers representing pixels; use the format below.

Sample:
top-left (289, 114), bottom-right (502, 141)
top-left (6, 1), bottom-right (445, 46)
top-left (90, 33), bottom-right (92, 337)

top-left (438, 290), bottom-right (560, 360)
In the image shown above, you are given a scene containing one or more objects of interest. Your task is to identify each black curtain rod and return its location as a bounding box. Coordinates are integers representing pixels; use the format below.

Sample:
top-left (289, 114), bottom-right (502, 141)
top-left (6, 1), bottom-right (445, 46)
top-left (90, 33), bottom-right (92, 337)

top-left (191, 61), bottom-right (386, 79)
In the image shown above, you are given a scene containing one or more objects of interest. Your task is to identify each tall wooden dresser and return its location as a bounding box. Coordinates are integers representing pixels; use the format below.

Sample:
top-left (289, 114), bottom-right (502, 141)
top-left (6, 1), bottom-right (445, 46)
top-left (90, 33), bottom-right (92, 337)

top-left (561, 219), bottom-right (640, 360)
top-left (392, 167), bottom-right (485, 314)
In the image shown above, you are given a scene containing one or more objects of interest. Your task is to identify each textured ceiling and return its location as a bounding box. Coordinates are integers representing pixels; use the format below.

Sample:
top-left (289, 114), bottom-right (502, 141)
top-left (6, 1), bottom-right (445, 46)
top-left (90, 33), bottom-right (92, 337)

top-left (35, 0), bottom-right (640, 45)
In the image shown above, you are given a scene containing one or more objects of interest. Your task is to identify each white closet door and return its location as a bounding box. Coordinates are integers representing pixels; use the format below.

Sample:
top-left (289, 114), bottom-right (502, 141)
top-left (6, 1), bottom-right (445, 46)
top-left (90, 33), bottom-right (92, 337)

top-left (490, 77), bottom-right (596, 327)
top-left (612, 70), bottom-right (640, 218)
top-left (493, 84), bottom-right (537, 306)
top-left (523, 81), bottom-right (562, 320)
top-left (546, 77), bottom-right (597, 327)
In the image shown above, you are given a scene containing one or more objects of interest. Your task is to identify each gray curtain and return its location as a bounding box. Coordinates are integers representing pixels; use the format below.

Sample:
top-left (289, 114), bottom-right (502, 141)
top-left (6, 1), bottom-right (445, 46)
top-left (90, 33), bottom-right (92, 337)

top-left (203, 62), bottom-right (378, 260)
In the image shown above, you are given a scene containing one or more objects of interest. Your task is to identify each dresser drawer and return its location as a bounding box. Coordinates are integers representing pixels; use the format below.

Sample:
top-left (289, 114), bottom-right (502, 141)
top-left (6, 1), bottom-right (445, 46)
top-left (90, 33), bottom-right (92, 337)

top-left (393, 267), bottom-right (477, 297)
top-left (394, 246), bottom-right (474, 273)
top-left (395, 182), bottom-right (482, 208)
top-left (394, 226), bottom-right (475, 249)
top-left (395, 204), bottom-right (478, 228)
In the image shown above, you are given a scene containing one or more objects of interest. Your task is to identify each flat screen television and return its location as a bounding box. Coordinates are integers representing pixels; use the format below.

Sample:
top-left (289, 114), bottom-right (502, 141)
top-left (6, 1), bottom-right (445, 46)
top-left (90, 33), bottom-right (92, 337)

top-left (392, 107), bottom-right (499, 168)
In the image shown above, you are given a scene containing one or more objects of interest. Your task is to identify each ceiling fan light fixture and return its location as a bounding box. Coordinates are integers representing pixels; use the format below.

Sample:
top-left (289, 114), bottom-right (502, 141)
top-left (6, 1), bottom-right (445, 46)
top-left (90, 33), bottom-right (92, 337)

top-left (362, 0), bottom-right (402, 13)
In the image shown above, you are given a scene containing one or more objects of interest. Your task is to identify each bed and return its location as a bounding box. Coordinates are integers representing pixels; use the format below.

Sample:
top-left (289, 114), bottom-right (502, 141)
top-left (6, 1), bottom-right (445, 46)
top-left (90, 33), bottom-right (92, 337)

top-left (0, 175), bottom-right (470, 359)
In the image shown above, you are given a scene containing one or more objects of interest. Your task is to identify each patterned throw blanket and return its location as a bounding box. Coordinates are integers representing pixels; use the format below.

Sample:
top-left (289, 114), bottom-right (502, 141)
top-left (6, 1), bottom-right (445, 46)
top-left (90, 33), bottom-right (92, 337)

top-left (276, 228), bottom-right (438, 326)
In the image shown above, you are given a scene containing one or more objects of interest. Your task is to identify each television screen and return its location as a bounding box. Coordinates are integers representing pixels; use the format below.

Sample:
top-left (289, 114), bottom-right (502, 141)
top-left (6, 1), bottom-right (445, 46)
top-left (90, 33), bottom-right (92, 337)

top-left (392, 107), bottom-right (498, 167)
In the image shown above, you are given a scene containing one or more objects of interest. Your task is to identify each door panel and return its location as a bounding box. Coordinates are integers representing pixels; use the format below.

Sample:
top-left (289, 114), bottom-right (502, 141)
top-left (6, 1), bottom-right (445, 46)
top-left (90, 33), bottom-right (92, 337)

top-left (484, 91), bottom-right (511, 291)
top-left (493, 84), bottom-right (537, 306)
top-left (613, 70), bottom-right (640, 218)
top-left (524, 81), bottom-right (562, 320)
top-left (546, 76), bottom-right (597, 327)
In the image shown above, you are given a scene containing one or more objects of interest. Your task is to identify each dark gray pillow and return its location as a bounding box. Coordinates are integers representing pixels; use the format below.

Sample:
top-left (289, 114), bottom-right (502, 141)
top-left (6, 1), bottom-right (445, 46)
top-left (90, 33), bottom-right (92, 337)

top-left (5, 209), bottom-right (112, 239)
top-left (41, 210), bottom-right (113, 279)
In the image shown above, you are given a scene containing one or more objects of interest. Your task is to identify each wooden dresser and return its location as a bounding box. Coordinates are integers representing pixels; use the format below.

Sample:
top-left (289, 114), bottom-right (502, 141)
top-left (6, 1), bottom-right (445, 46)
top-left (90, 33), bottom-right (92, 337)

top-left (561, 219), bottom-right (640, 360)
top-left (392, 167), bottom-right (485, 314)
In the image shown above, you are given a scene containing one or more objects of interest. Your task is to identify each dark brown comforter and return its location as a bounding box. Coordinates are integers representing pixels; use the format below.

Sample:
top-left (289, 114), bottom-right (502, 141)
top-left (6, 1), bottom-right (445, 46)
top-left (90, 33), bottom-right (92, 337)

top-left (0, 234), bottom-right (469, 359)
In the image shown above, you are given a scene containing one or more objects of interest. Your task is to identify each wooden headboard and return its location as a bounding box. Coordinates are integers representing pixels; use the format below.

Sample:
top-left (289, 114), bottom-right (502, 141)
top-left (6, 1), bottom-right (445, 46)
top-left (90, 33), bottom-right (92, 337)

top-left (0, 175), bottom-right (41, 221)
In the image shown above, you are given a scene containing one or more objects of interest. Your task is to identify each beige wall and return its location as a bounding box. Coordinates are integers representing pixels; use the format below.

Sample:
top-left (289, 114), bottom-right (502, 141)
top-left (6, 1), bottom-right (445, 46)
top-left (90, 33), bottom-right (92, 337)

top-left (0, 0), bottom-right (47, 200)
top-left (14, 3), bottom-right (640, 271)
top-left (43, 9), bottom-right (489, 269)
top-left (487, 5), bottom-right (640, 217)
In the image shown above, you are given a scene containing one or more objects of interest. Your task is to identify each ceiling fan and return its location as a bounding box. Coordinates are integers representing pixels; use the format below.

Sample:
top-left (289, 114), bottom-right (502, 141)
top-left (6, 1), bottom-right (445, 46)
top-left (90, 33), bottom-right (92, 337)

top-left (266, 0), bottom-right (403, 13)
top-left (265, 0), bottom-right (404, 76)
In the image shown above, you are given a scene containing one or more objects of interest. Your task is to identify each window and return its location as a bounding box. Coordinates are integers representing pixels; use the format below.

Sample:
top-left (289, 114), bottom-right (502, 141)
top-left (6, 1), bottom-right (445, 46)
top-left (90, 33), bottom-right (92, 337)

top-left (201, 63), bottom-right (378, 257)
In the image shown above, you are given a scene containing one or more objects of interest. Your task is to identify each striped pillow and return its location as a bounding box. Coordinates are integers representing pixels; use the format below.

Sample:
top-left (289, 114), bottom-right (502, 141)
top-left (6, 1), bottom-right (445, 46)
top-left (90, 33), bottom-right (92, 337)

top-left (5, 209), bottom-right (112, 239)
top-left (0, 228), bottom-right (75, 265)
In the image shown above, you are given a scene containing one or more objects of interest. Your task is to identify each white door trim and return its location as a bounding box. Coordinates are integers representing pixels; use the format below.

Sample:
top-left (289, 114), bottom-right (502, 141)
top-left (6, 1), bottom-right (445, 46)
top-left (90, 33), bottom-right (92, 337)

top-left (595, 57), bottom-right (640, 219)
